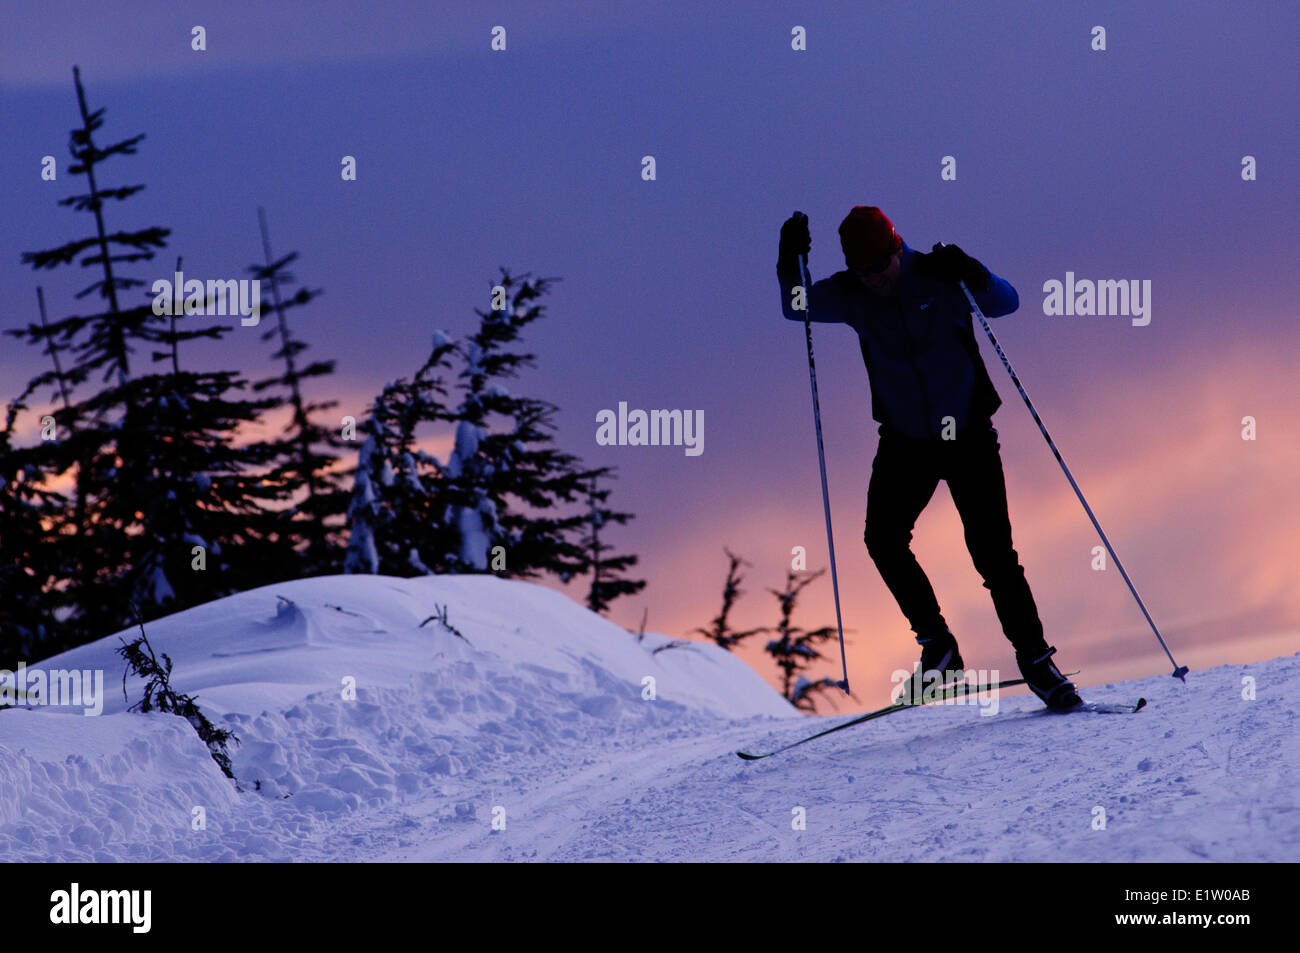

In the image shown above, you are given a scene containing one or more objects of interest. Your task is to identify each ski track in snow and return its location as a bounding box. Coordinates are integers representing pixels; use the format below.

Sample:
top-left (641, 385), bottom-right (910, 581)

top-left (375, 689), bottom-right (1295, 863)
top-left (1, 574), bottom-right (1295, 862)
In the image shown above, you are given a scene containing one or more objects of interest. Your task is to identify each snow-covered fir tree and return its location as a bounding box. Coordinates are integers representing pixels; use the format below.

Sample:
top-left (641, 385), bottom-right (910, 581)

top-left (343, 332), bottom-right (458, 574)
top-left (345, 272), bottom-right (624, 583)
top-left (438, 271), bottom-right (599, 579)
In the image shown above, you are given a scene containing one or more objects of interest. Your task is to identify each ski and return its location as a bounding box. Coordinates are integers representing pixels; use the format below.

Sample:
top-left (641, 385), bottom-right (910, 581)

top-left (1063, 697), bottom-right (1146, 715)
top-left (736, 672), bottom-right (1068, 761)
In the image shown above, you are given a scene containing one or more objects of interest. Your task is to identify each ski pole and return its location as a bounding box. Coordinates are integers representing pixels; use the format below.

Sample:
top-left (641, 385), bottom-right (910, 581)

top-left (943, 246), bottom-right (1188, 681)
top-left (798, 253), bottom-right (851, 694)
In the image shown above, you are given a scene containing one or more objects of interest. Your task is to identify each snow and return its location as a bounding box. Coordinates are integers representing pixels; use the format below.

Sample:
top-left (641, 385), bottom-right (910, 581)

top-left (144, 564), bottom-right (175, 605)
top-left (463, 343), bottom-right (484, 379)
top-left (342, 466), bottom-right (378, 574)
top-left (443, 420), bottom-right (494, 567)
top-left (1, 573), bottom-right (1295, 862)
top-left (400, 453), bottom-right (423, 492)
top-left (444, 421), bottom-right (482, 480)
top-left (454, 506), bottom-right (488, 569)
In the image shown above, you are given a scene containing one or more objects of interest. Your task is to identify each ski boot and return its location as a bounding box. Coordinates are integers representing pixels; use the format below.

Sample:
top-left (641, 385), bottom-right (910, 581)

top-left (899, 630), bottom-right (965, 705)
top-left (1016, 645), bottom-right (1082, 711)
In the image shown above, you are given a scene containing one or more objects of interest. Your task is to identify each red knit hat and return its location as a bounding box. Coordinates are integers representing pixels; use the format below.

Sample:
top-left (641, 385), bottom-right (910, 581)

top-left (839, 206), bottom-right (902, 269)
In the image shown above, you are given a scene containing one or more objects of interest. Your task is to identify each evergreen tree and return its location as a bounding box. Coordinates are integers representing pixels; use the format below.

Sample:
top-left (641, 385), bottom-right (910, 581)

top-left (10, 67), bottom-right (168, 641)
top-left (343, 334), bottom-right (458, 574)
top-left (344, 271), bottom-right (606, 585)
top-left (578, 469), bottom-right (646, 615)
top-left (763, 569), bottom-right (841, 712)
top-left (113, 368), bottom-right (291, 607)
top-left (342, 397), bottom-right (388, 575)
top-left (8, 67), bottom-right (282, 649)
top-left (9, 65), bottom-right (172, 643)
top-left (693, 547), bottom-right (766, 650)
top-left (439, 271), bottom-right (594, 578)
top-left (117, 611), bottom-right (240, 779)
top-left (128, 253), bottom-right (291, 607)
top-left (247, 209), bottom-right (346, 574)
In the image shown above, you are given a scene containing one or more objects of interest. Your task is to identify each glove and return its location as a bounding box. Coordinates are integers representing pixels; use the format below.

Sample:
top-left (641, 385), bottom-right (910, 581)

top-left (921, 242), bottom-right (990, 292)
top-left (779, 211), bottom-right (811, 261)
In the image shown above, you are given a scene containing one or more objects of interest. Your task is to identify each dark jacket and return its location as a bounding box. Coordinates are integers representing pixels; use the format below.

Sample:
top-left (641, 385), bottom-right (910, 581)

top-left (776, 241), bottom-right (1019, 442)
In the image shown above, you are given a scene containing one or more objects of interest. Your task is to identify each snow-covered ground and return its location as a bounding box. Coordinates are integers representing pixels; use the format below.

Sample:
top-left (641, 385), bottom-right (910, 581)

top-left (1, 574), bottom-right (1295, 862)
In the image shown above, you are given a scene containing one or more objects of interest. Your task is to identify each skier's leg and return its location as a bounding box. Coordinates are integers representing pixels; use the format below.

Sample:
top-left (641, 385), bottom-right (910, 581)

top-left (864, 433), bottom-right (948, 641)
top-left (945, 424), bottom-right (1047, 655)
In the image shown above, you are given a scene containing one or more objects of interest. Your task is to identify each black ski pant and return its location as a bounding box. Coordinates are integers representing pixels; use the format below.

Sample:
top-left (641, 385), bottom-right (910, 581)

top-left (864, 421), bottom-right (1047, 656)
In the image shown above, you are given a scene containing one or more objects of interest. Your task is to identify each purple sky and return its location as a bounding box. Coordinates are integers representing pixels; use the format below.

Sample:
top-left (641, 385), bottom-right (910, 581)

top-left (3, 1), bottom-right (1297, 708)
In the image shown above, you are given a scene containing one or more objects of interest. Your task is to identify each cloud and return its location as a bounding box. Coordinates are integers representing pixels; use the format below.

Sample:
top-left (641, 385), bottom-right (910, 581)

top-left (0, 1), bottom-right (669, 86)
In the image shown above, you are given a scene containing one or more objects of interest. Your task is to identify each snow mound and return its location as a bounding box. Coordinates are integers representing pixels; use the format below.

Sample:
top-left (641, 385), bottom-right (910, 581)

top-left (0, 574), bottom-right (792, 860)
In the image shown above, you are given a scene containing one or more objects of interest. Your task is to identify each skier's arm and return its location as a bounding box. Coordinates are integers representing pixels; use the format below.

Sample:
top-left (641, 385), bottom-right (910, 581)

top-left (970, 268), bottom-right (1019, 318)
top-left (776, 211), bottom-right (849, 324)
top-left (776, 259), bottom-right (849, 324)
top-left (922, 243), bottom-right (1019, 318)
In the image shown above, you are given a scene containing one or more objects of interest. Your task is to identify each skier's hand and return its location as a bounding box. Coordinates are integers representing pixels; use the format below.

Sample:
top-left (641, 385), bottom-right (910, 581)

top-left (780, 211), bottom-right (811, 260)
top-left (920, 242), bottom-right (990, 292)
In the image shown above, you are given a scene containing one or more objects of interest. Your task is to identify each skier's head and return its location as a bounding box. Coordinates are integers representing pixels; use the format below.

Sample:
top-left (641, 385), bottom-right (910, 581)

top-left (840, 206), bottom-right (902, 293)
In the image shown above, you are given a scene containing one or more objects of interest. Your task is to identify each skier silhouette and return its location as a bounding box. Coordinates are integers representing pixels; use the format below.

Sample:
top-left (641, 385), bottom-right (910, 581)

top-left (777, 207), bottom-right (1081, 711)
